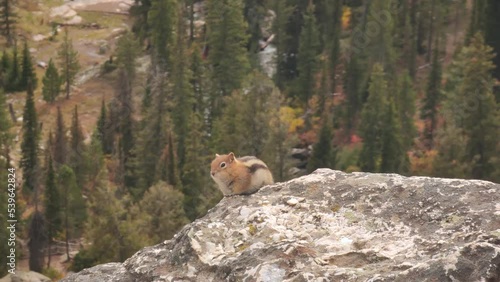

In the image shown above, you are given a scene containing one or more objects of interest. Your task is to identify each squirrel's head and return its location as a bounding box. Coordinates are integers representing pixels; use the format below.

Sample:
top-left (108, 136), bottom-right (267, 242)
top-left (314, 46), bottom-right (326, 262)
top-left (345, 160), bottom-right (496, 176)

top-left (210, 152), bottom-right (236, 179)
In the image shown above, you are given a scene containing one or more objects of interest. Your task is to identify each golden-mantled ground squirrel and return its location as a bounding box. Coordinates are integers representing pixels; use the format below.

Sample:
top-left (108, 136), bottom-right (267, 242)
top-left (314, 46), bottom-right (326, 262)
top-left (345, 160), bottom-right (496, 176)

top-left (210, 152), bottom-right (274, 196)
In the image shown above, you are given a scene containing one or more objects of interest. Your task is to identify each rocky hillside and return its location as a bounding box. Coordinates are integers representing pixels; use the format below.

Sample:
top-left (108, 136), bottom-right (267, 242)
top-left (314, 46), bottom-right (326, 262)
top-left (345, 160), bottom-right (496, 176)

top-left (61, 169), bottom-right (500, 281)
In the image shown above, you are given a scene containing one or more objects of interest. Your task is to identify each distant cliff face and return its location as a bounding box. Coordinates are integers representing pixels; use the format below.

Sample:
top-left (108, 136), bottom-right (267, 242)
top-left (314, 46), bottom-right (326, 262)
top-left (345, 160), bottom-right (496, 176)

top-left (62, 169), bottom-right (500, 282)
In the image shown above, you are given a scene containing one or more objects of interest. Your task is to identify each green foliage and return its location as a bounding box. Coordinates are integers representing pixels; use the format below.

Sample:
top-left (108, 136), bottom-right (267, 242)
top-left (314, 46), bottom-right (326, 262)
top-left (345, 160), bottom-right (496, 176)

top-left (44, 157), bottom-right (62, 239)
top-left (307, 118), bottom-right (335, 173)
top-left (436, 33), bottom-right (500, 180)
top-left (59, 165), bottom-right (86, 239)
top-left (42, 59), bottom-right (62, 103)
top-left (294, 2), bottom-right (320, 107)
top-left (28, 211), bottom-right (47, 273)
top-left (380, 100), bottom-right (406, 174)
top-left (358, 64), bottom-right (387, 172)
top-left (57, 28), bottom-right (80, 99)
top-left (5, 46), bottom-right (20, 92)
top-left (271, 0), bottom-right (292, 89)
top-left (130, 0), bottom-right (152, 41)
top-left (20, 81), bottom-right (39, 192)
top-left (395, 71), bottom-right (417, 150)
top-left (69, 105), bottom-right (87, 189)
top-left (421, 43), bottom-right (442, 148)
top-left (84, 170), bottom-right (151, 265)
top-left (148, 0), bottom-right (176, 70)
top-left (0, 0), bottom-right (17, 45)
top-left (53, 106), bottom-right (67, 166)
top-left (139, 181), bottom-right (189, 242)
top-left (207, 0), bottom-right (250, 99)
top-left (19, 41), bottom-right (37, 90)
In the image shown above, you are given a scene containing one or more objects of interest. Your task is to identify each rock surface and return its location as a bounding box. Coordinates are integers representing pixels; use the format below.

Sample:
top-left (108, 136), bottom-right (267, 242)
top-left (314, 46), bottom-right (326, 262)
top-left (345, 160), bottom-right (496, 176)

top-left (0, 271), bottom-right (51, 282)
top-left (61, 169), bottom-right (500, 282)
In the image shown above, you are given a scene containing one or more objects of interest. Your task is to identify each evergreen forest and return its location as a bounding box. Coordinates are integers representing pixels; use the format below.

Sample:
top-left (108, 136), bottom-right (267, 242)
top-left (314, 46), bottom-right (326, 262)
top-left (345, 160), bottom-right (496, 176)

top-left (0, 0), bottom-right (499, 279)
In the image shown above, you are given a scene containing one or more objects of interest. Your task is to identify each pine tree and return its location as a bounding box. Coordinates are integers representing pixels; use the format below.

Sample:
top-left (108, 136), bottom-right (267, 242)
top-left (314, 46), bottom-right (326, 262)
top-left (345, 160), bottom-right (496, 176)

top-left (94, 98), bottom-right (112, 154)
top-left (325, 0), bottom-right (342, 92)
top-left (148, 0), bottom-right (176, 71)
top-left (358, 64), bottom-right (387, 172)
top-left (181, 112), bottom-right (210, 220)
top-left (28, 211), bottom-right (47, 272)
top-left (130, 0), bottom-right (152, 41)
top-left (69, 105), bottom-right (86, 189)
top-left (114, 33), bottom-right (139, 190)
top-left (243, 0), bottom-right (266, 66)
top-left (59, 165), bottom-right (86, 260)
top-left (0, 0), bottom-right (17, 46)
top-left (58, 28), bottom-right (80, 99)
top-left (44, 156), bottom-right (61, 268)
top-left (380, 99), bottom-right (406, 173)
top-left (271, 0), bottom-right (292, 89)
top-left (19, 41), bottom-right (37, 90)
top-left (307, 117), bottom-right (335, 173)
top-left (294, 2), bottom-right (320, 108)
top-left (207, 0), bottom-right (250, 111)
top-left (438, 33), bottom-right (500, 180)
top-left (81, 169), bottom-right (150, 267)
top-left (172, 5), bottom-right (193, 173)
top-left (139, 181), bottom-right (189, 241)
top-left (0, 50), bottom-right (9, 88)
top-left (42, 59), bottom-right (61, 103)
top-left (53, 106), bottom-right (67, 166)
top-left (395, 71), bottom-right (417, 151)
top-left (20, 81), bottom-right (39, 192)
top-left (0, 89), bottom-right (12, 167)
top-left (421, 42), bottom-right (442, 148)
top-left (6, 45), bottom-right (19, 92)
top-left (135, 71), bottom-right (169, 197)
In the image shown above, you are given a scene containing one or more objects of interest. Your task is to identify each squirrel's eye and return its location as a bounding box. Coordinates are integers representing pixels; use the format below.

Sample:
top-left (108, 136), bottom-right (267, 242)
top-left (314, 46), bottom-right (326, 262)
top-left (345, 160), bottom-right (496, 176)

top-left (220, 162), bottom-right (226, 168)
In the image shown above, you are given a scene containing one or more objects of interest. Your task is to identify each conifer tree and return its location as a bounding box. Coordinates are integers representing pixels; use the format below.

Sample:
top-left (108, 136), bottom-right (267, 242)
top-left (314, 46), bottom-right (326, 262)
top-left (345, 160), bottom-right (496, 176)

top-left (172, 5), bottom-right (193, 172)
top-left (181, 112), bottom-right (209, 220)
top-left (207, 0), bottom-right (250, 112)
top-left (59, 165), bottom-right (86, 260)
top-left (438, 33), bottom-right (500, 180)
top-left (380, 99), bottom-right (406, 173)
top-left (28, 211), bottom-right (46, 272)
top-left (421, 42), bottom-right (442, 148)
top-left (271, 0), bottom-right (292, 89)
top-left (135, 71), bottom-right (169, 197)
top-left (69, 105), bottom-right (86, 189)
top-left (53, 106), bottom-right (67, 166)
top-left (82, 169), bottom-right (150, 266)
top-left (395, 71), bottom-right (417, 151)
top-left (42, 59), bottom-right (61, 103)
top-left (148, 0), bottom-right (176, 71)
top-left (19, 41), bottom-right (37, 90)
top-left (295, 2), bottom-right (320, 108)
top-left (113, 33), bottom-right (140, 190)
top-left (20, 81), bottom-right (39, 192)
top-left (0, 89), bottom-right (12, 167)
top-left (0, 0), bottom-right (17, 46)
top-left (94, 98), bottom-right (113, 154)
top-left (57, 28), bottom-right (80, 99)
top-left (358, 64), bottom-right (387, 172)
top-left (44, 156), bottom-right (61, 268)
top-left (140, 181), bottom-right (189, 242)
top-left (6, 45), bottom-right (19, 92)
top-left (325, 0), bottom-right (342, 91)
top-left (483, 0), bottom-right (500, 80)
top-left (0, 50), bottom-right (9, 88)
top-left (130, 0), bottom-right (152, 41)
top-left (307, 118), bottom-right (335, 173)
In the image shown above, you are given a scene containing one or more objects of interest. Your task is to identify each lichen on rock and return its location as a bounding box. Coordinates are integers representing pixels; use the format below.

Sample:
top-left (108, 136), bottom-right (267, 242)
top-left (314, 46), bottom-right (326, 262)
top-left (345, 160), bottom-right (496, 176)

top-left (61, 169), bottom-right (500, 282)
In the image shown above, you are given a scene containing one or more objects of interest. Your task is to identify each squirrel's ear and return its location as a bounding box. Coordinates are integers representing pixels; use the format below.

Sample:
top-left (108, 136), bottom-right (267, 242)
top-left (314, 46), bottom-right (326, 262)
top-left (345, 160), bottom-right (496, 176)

top-left (228, 152), bottom-right (235, 162)
top-left (215, 153), bottom-right (220, 157)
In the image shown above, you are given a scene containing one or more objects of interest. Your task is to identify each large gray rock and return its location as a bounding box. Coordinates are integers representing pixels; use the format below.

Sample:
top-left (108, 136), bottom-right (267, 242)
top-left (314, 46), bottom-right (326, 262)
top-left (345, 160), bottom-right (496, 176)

top-left (61, 169), bottom-right (500, 281)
